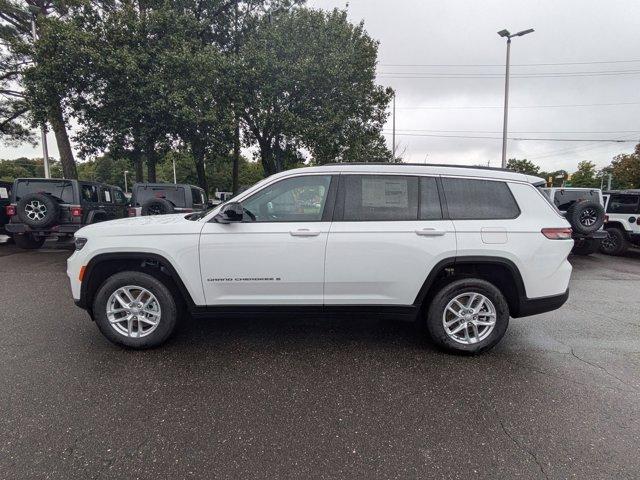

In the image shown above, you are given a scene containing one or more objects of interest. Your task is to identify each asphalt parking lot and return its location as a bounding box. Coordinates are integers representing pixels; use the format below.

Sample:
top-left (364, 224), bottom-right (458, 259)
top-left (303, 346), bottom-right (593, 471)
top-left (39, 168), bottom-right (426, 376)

top-left (0, 239), bottom-right (639, 480)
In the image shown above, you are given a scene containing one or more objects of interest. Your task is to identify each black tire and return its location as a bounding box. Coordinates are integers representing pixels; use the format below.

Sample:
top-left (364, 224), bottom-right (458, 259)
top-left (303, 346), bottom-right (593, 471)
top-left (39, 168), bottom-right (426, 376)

top-left (600, 228), bottom-right (628, 256)
top-left (13, 233), bottom-right (46, 250)
top-left (93, 271), bottom-right (178, 349)
top-left (571, 237), bottom-right (600, 255)
top-left (425, 278), bottom-right (510, 354)
top-left (16, 193), bottom-right (60, 228)
top-left (565, 200), bottom-right (605, 235)
top-left (141, 198), bottom-right (175, 216)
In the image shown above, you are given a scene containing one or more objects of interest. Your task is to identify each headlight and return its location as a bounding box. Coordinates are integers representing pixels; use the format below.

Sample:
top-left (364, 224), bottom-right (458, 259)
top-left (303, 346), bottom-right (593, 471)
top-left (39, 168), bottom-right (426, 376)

top-left (74, 237), bottom-right (88, 251)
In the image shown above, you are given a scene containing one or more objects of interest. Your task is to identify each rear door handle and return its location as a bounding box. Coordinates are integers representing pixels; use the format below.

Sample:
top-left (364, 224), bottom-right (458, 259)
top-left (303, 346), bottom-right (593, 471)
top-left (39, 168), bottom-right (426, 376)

top-left (290, 229), bottom-right (321, 237)
top-left (415, 228), bottom-right (446, 237)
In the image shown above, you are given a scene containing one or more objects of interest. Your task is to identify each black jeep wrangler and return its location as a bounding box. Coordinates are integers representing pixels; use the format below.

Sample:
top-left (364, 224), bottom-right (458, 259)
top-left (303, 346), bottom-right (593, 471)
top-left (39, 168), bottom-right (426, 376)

top-left (5, 178), bottom-right (129, 249)
top-left (128, 182), bottom-right (208, 216)
top-left (0, 180), bottom-right (12, 241)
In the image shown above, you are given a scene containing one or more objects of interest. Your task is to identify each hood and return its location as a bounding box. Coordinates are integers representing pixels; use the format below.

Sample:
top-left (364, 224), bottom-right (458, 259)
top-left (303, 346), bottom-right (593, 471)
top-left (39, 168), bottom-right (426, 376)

top-left (76, 213), bottom-right (200, 238)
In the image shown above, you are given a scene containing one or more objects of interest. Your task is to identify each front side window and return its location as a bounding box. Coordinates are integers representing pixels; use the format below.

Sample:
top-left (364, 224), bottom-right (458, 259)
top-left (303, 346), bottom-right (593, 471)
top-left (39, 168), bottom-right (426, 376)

top-left (442, 178), bottom-right (520, 220)
top-left (100, 187), bottom-right (112, 203)
top-left (242, 175), bottom-right (332, 222)
top-left (113, 189), bottom-right (127, 204)
top-left (608, 194), bottom-right (639, 214)
top-left (191, 188), bottom-right (205, 206)
top-left (342, 175), bottom-right (419, 221)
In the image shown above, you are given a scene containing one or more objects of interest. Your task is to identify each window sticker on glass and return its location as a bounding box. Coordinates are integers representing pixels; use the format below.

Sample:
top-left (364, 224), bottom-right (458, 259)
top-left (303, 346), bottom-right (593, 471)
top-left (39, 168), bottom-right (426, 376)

top-left (362, 177), bottom-right (408, 208)
top-left (0, 187), bottom-right (8, 199)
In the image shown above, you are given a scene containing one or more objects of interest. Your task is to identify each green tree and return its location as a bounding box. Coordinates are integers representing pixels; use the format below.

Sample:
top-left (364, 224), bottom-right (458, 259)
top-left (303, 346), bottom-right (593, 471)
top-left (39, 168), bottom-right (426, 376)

top-left (237, 8), bottom-right (392, 175)
top-left (606, 143), bottom-right (640, 189)
top-left (506, 158), bottom-right (540, 176)
top-left (569, 161), bottom-right (599, 188)
top-left (0, 0), bottom-right (78, 178)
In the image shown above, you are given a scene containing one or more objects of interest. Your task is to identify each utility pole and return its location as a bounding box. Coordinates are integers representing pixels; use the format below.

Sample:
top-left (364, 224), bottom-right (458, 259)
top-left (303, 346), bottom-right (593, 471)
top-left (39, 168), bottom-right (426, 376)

top-left (392, 93), bottom-right (396, 159)
top-left (607, 173), bottom-right (612, 191)
top-left (172, 157), bottom-right (177, 184)
top-left (498, 28), bottom-right (534, 168)
top-left (29, 7), bottom-right (50, 179)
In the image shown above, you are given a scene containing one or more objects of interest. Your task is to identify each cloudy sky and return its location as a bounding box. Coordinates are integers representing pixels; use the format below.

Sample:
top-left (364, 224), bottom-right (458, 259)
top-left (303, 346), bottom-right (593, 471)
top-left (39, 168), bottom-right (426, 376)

top-left (3, 0), bottom-right (639, 173)
top-left (308, 0), bottom-right (640, 171)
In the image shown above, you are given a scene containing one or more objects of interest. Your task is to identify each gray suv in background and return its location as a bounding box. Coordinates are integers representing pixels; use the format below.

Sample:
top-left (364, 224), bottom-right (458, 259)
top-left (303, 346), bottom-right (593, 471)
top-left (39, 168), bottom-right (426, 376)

top-left (128, 183), bottom-right (208, 216)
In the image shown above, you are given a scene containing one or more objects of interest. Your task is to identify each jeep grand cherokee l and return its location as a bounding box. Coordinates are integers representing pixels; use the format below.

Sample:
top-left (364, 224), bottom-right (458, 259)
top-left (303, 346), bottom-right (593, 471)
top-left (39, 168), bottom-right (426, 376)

top-left (67, 164), bottom-right (573, 354)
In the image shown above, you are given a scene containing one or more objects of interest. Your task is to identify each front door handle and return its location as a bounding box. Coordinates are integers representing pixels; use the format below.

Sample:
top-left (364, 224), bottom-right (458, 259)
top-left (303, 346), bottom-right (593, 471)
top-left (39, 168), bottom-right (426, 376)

top-left (290, 229), bottom-right (320, 237)
top-left (415, 228), bottom-right (446, 237)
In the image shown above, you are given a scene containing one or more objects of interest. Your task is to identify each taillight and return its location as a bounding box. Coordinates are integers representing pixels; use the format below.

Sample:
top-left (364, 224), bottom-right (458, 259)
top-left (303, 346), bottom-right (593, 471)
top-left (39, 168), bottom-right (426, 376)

top-left (71, 206), bottom-right (83, 217)
top-left (128, 207), bottom-right (137, 217)
top-left (542, 228), bottom-right (572, 240)
top-left (5, 205), bottom-right (16, 217)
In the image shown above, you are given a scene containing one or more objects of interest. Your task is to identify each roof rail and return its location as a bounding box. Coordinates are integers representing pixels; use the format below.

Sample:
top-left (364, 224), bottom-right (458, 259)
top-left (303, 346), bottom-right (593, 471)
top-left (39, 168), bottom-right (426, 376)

top-left (316, 162), bottom-right (514, 173)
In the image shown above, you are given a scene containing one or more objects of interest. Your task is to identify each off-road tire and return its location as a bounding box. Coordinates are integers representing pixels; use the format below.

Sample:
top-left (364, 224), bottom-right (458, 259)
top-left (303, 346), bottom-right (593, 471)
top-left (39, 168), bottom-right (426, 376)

top-left (93, 271), bottom-right (178, 349)
top-left (600, 228), bottom-right (628, 256)
top-left (565, 200), bottom-right (605, 235)
top-left (16, 193), bottom-right (60, 229)
top-left (13, 233), bottom-right (46, 250)
top-left (425, 279), bottom-right (510, 355)
top-left (141, 198), bottom-right (175, 216)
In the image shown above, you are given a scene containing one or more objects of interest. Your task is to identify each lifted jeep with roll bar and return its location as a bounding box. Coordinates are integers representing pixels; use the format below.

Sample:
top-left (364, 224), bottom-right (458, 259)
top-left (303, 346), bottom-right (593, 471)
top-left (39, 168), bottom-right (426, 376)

top-left (5, 178), bottom-right (128, 249)
top-left (601, 190), bottom-right (640, 255)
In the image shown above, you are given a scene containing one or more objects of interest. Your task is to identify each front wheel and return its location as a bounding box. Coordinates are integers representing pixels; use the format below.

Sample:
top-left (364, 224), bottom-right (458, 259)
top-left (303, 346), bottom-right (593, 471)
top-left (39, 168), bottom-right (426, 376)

top-left (13, 233), bottom-right (46, 250)
top-left (425, 279), bottom-right (510, 354)
top-left (93, 271), bottom-right (178, 349)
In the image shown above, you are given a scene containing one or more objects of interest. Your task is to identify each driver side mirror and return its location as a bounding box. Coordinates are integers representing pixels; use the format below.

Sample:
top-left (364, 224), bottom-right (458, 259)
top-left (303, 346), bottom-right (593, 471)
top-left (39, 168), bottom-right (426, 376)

top-left (214, 202), bottom-right (244, 224)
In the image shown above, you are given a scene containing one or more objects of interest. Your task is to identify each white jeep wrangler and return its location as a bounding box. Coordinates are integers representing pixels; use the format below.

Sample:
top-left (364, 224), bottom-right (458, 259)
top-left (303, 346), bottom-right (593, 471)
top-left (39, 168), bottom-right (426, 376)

top-left (601, 190), bottom-right (640, 255)
top-left (67, 164), bottom-right (573, 354)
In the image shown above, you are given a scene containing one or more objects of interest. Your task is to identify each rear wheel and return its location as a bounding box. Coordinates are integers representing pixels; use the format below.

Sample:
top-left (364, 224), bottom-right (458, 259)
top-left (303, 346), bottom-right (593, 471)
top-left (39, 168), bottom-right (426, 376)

top-left (93, 271), bottom-right (178, 349)
top-left (13, 233), bottom-right (46, 250)
top-left (600, 228), bottom-right (628, 256)
top-left (425, 279), bottom-right (510, 354)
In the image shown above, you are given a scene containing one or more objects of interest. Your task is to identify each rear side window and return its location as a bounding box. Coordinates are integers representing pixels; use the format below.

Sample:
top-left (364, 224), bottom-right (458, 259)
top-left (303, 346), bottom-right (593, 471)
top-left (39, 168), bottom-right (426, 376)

top-left (100, 187), bottom-right (112, 203)
top-left (81, 184), bottom-right (99, 202)
top-left (15, 180), bottom-right (74, 204)
top-left (607, 194), bottom-right (639, 214)
top-left (419, 177), bottom-right (443, 220)
top-left (0, 186), bottom-right (9, 200)
top-left (442, 178), bottom-right (520, 220)
top-left (342, 175), bottom-right (419, 221)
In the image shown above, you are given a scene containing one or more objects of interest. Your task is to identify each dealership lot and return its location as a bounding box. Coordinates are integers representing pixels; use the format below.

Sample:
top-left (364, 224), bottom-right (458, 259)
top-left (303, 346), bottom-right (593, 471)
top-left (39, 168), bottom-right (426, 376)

top-left (0, 241), bottom-right (639, 479)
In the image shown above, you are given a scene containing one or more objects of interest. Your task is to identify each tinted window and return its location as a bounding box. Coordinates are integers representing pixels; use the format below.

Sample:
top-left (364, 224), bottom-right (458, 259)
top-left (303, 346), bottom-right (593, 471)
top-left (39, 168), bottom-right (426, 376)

top-left (135, 186), bottom-right (185, 206)
top-left (341, 175), bottom-right (419, 221)
top-left (553, 190), bottom-right (600, 211)
top-left (15, 180), bottom-right (74, 204)
top-left (191, 187), bottom-right (205, 206)
top-left (608, 194), bottom-right (639, 214)
top-left (113, 189), bottom-right (127, 204)
top-left (242, 175), bottom-right (331, 222)
top-left (81, 184), bottom-right (99, 202)
top-left (100, 187), bottom-right (112, 203)
top-left (442, 178), bottom-right (520, 220)
top-left (419, 177), bottom-right (442, 220)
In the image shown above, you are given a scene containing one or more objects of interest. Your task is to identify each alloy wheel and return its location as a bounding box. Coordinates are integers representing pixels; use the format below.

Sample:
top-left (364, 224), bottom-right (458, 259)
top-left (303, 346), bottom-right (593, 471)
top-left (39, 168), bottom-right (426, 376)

top-left (442, 292), bottom-right (497, 345)
top-left (106, 285), bottom-right (161, 338)
top-left (579, 207), bottom-right (598, 227)
top-left (25, 200), bottom-right (47, 221)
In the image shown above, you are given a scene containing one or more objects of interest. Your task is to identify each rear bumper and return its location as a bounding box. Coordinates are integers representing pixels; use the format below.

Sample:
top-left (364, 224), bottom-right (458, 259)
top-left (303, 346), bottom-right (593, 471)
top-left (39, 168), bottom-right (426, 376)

top-left (6, 223), bottom-right (81, 235)
top-left (512, 289), bottom-right (569, 318)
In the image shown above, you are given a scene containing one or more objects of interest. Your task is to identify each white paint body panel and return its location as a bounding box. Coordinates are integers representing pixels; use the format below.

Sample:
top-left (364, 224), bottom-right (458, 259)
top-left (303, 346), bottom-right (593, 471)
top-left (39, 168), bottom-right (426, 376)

top-left (67, 164), bottom-right (573, 311)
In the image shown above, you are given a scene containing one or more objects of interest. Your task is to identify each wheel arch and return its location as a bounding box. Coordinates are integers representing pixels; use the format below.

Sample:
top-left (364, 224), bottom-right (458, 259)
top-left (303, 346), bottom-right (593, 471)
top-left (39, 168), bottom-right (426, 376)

top-left (414, 256), bottom-right (527, 318)
top-left (79, 252), bottom-right (195, 316)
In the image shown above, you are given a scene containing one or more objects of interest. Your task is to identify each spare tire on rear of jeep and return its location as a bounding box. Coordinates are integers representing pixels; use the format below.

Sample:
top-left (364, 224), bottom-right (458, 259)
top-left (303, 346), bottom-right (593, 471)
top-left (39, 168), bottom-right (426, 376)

top-left (565, 200), bottom-right (604, 235)
top-left (141, 198), bottom-right (175, 216)
top-left (16, 193), bottom-right (60, 228)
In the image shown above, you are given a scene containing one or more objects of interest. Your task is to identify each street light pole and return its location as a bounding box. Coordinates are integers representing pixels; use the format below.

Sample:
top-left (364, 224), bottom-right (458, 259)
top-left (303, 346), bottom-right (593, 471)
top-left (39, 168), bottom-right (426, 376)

top-left (124, 170), bottom-right (129, 194)
top-left (392, 93), bottom-right (396, 159)
top-left (498, 28), bottom-right (534, 169)
top-left (172, 157), bottom-right (177, 184)
top-left (30, 9), bottom-right (50, 179)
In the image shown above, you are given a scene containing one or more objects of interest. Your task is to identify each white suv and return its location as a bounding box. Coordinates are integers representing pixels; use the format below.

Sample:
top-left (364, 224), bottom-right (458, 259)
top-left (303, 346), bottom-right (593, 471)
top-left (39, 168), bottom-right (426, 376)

top-left (67, 164), bottom-right (573, 354)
